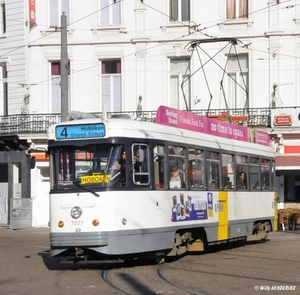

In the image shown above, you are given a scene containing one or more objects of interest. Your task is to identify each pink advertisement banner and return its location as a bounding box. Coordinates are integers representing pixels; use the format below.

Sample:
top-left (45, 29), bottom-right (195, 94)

top-left (255, 129), bottom-right (271, 146)
top-left (155, 106), bottom-right (270, 146)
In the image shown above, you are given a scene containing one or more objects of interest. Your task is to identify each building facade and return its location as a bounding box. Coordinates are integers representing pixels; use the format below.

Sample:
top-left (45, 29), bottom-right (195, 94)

top-left (1, 0), bottom-right (300, 227)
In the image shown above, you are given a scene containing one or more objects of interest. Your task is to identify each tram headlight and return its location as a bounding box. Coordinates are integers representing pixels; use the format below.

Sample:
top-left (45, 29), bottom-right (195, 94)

top-left (92, 219), bottom-right (99, 226)
top-left (58, 221), bottom-right (64, 228)
top-left (70, 206), bottom-right (82, 219)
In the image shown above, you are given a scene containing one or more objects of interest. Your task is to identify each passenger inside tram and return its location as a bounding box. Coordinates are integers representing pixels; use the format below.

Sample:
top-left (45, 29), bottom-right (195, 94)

top-left (170, 166), bottom-right (186, 189)
top-left (237, 172), bottom-right (247, 189)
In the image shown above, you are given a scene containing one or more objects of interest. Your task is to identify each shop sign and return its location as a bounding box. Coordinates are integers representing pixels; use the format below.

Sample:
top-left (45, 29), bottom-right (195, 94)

top-left (273, 115), bottom-right (292, 126)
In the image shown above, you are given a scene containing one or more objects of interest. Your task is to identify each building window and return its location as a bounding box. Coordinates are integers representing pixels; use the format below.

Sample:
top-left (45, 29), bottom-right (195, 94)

top-left (227, 55), bottom-right (248, 109)
top-left (50, 62), bottom-right (71, 113)
top-left (100, 60), bottom-right (121, 112)
top-left (226, 0), bottom-right (248, 19)
top-left (170, 59), bottom-right (190, 110)
top-left (169, 0), bottom-right (190, 22)
top-left (99, 0), bottom-right (120, 25)
top-left (49, 0), bottom-right (69, 27)
top-left (0, 63), bottom-right (7, 115)
top-left (0, 3), bottom-right (6, 34)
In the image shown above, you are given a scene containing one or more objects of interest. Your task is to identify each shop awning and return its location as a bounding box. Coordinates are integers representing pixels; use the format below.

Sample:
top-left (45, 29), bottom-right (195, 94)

top-left (275, 154), bottom-right (300, 170)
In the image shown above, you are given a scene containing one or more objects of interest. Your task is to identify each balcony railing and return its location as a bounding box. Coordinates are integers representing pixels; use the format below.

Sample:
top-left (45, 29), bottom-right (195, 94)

top-left (0, 107), bottom-right (275, 136)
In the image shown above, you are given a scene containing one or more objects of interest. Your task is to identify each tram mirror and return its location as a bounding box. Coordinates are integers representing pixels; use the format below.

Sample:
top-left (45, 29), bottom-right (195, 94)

top-left (30, 156), bottom-right (36, 169)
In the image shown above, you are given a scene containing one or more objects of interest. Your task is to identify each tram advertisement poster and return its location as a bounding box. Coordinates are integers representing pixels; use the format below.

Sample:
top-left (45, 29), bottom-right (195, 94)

top-left (156, 105), bottom-right (248, 141)
top-left (171, 192), bottom-right (213, 222)
top-left (156, 105), bottom-right (270, 146)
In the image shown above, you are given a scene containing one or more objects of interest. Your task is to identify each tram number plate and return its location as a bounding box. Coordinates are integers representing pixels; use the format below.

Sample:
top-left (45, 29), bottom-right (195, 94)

top-left (71, 221), bottom-right (84, 226)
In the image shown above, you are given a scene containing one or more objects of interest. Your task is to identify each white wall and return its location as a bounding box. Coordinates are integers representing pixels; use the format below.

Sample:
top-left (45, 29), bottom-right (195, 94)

top-left (0, 1), bottom-right (27, 115)
top-left (3, 0), bottom-right (300, 226)
top-left (31, 163), bottom-right (50, 227)
top-left (24, 1), bottom-right (300, 115)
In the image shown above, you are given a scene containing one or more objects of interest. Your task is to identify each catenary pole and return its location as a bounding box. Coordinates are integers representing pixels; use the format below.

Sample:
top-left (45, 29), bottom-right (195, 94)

top-left (60, 12), bottom-right (68, 122)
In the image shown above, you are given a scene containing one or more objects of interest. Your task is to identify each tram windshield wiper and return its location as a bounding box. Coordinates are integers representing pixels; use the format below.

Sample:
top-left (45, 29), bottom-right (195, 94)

top-left (72, 180), bottom-right (100, 197)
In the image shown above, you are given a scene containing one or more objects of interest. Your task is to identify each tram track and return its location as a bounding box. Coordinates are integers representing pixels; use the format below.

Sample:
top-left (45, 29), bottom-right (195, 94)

top-left (101, 268), bottom-right (132, 295)
top-left (99, 262), bottom-right (210, 295)
top-left (96, 233), bottom-right (300, 295)
top-left (156, 241), bottom-right (300, 294)
top-left (47, 232), bottom-right (300, 294)
top-left (39, 232), bottom-right (300, 295)
top-left (155, 264), bottom-right (208, 295)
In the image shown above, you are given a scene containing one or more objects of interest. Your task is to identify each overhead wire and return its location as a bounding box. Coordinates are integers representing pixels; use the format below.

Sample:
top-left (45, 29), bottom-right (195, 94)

top-left (3, 0), bottom-right (200, 99)
top-left (0, 0), bottom-right (121, 59)
top-left (3, 0), bottom-right (124, 114)
top-left (3, 0), bottom-right (300, 110)
top-left (200, 0), bottom-right (293, 32)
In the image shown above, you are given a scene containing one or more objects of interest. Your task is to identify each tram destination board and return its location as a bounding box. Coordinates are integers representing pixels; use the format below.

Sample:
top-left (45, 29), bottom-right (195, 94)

top-left (55, 123), bottom-right (105, 140)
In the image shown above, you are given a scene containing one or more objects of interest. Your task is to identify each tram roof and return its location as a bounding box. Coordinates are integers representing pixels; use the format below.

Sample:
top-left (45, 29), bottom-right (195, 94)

top-left (47, 116), bottom-right (274, 158)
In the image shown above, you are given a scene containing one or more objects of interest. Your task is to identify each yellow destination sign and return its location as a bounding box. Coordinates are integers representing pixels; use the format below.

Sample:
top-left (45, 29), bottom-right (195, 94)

top-left (81, 174), bottom-right (111, 184)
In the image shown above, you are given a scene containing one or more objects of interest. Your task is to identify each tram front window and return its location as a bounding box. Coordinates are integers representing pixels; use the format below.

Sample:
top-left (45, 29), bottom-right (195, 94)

top-left (50, 144), bottom-right (126, 190)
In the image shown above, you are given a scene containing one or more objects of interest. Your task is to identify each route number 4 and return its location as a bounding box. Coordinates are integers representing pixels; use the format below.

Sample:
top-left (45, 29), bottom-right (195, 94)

top-left (60, 127), bottom-right (69, 138)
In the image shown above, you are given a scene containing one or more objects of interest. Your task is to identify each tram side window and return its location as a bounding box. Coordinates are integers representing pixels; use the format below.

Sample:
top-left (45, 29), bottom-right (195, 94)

top-left (206, 150), bottom-right (220, 189)
top-left (107, 146), bottom-right (127, 187)
top-left (236, 155), bottom-right (248, 190)
top-left (261, 159), bottom-right (270, 190)
top-left (249, 157), bottom-right (260, 190)
top-left (132, 144), bottom-right (149, 185)
top-left (189, 148), bottom-right (204, 189)
top-left (222, 153), bottom-right (235, 189)
top-left (169, 145), bottom-right (186, 189)
top-left (154, 145), bottom-right (166, 189)
top-left (271, 160), bottom-right (275, 190)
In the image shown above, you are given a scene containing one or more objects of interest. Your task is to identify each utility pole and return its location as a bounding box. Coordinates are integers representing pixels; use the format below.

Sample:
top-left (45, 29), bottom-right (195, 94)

top-left (60, 12), bottom-right (68, 122)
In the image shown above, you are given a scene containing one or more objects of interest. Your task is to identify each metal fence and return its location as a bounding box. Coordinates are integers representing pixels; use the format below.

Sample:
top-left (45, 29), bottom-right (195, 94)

top-left (0, 106), bottom-right (278, 136)
top-left (10, 198), bottom-right (32, 230)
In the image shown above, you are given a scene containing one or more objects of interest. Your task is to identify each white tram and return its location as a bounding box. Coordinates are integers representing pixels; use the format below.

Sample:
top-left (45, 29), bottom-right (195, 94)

top-left (48, 106), bottom-right (277, 262)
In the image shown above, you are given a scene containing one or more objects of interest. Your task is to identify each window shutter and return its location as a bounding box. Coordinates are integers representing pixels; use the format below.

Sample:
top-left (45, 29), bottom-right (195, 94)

top-left (181, 0), bottom-right (190, 21)
top-left (68, 76), bottom-right (71, 112)
top-left (100, 0), bottom-right (109, 25)
top-left (61, 0), bottom-right (69, 24)
top-left (226, 0), bottom-right (235, 19)
top-left (113, 76), bottom-right (121, 112)
top-left (102, 76), bottom-right (111, 112)
top-left (170, 75), bottom-right (179, 109)
top-left (50, 0), bottom-right (69, 27)
top-left (169, 0), bottom-right (178, 22)
top-left (112, 1), bottom-right (120, 24)
top-left (239, 0), bottom-right (248, 18)
top-left (51, 77), bottom-right (60, 113)
top-left (49, 0), bottom-right (58, 27)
